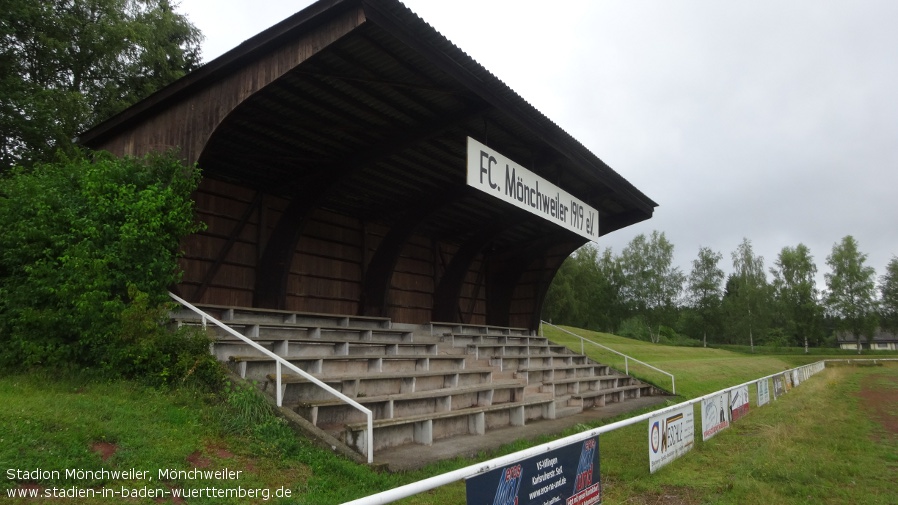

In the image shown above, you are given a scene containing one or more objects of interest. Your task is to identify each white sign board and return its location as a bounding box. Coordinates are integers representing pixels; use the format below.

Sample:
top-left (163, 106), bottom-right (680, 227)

top-left (757, 378), bottom-right (770, 407)
top-left (701, 392), bottom-right (730, 441)
top-left (466, 137), bottom-right (600, 242)
top-left (648, 405), bottom-right (695, 473)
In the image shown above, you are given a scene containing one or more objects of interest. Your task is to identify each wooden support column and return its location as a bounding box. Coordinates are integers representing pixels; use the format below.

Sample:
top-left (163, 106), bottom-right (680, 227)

top-left (193, 191), bottom-right (263, 301)
top-left (431, 222), bottom-right (508, 323)
top-left (528, 241), bottom-right (583, 329)
top-left (359, 190), bottom-right (462, 317)
top-left (484, 234), bottom-right (584, 329)
top-left (253, 192), bottom-right (322, 309)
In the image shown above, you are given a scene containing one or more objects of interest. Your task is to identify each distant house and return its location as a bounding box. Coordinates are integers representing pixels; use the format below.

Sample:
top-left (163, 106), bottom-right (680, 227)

top-left (837, 329), bottom-right (898, 351)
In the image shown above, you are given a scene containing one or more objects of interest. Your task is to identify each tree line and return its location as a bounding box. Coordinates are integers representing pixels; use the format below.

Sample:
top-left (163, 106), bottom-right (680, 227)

top-left (543, 231), bottom-right (898, 351)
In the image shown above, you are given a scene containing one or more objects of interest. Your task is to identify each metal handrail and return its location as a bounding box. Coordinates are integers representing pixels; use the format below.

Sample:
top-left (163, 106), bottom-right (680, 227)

top-left (168, 292), bottom-right (374, 464)
top-left (541, 321), bottom-right (676, 394)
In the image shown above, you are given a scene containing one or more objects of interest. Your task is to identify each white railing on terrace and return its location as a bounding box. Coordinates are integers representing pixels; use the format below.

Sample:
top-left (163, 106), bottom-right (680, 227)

top-left (167, 292), bottom-right (374, 464)
top-left (343, 360), bottom-right (839, 505)
top-left (541, 321), bottom-right (676, 395)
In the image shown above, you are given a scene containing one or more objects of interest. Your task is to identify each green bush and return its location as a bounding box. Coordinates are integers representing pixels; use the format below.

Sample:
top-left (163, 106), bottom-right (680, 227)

top-left (618, 316), bottom-right (650, 341)
top-left (0, 150), bottom-right (208, 383)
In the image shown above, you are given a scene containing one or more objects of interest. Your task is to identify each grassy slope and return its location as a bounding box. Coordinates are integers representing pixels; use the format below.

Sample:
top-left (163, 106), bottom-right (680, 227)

top-left (2, 331), bottom-right (895, 505)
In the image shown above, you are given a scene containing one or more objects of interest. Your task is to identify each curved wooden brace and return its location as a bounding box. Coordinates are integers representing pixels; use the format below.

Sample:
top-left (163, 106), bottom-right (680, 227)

top-left (485, 234), bottom-right (585, 329)
top-left (360, 190), bottom-right (462, 317)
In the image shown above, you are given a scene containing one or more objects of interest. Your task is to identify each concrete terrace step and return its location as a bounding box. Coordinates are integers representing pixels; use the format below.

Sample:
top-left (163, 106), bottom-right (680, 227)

top-left (486, 354), bottom-right (591, 371)
top-left (228, 354), bottom-right (469, 378)
top-left (465, 343), bottom-right (573, 360)
top-left (174, 303), bottom-right (393, 330)
top-left (289, 380), bottom-right (526, 427)
top-left (541, 374), bottom-right (638, 396)
top-left (175, 303), bottom-right (668, 460)
top-left (206, 335), bottom-right (437, 360)
top-left (342, 396), bottom-right (555, 453)
top-left (172, 318), bottom-right (417, 344)
top-left (572, 384), bottom-right (659, 408)
top-left (265, 369), bottom-right (496, 402)
top-left (514, 363), bottom-right (613, 383)
top-left (438, 333), bottom-right (551, 347)
top-left (425, 321), bottom-right (531, 337)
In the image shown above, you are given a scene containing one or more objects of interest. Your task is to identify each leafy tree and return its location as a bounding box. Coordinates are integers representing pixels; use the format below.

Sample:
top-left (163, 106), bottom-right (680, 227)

top-left (0, 0), bottom-right (202, 171)
top-left (618, 231), bottom-right (684, 342)
top-left (0, 150), bottom-right (209, 382)
top-left (770, 244), bottom-right (823, 351)
top-left (880, 256), bottom-right (898, 332)
top-left (824, 236), bottom-right (878, 354)
top-left (723, 238), bottom-right (770, 350)
top-left (543, 244), bottom-right (621, 332)
top-left (685, 246), bottom-right (724, 346)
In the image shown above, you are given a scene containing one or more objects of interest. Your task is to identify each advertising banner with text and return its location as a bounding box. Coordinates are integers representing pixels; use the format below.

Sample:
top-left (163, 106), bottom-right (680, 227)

top-left (701, 392), bottom-right (730, 441)
top-left (648, 405), bottom-right (695, 474)
top-left (466, 137), bottom-right (600, 242)
top-left (757, 378), bottom-right (770, 406)
top-left (465, 436), bottom-right (601, 505)
top-left (729, 385), bottom-right (750, 422)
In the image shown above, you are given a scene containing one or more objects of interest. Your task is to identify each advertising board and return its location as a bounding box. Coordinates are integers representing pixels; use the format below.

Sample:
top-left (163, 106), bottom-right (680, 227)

top-left (466, 437), bottom-right (601, 505)
top-left (648, 405), bottom-right (694, 474)
top-left (701, 392), bottom-right (730, 441)
top-left (729, 385), bottom-right (750, 421)
top-left (757, 378), bottom-right (770, 406)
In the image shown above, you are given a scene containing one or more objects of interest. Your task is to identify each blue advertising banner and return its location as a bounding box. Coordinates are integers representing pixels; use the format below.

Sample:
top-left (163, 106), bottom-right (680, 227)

top-left (465, 437), bottom-right (601, 505)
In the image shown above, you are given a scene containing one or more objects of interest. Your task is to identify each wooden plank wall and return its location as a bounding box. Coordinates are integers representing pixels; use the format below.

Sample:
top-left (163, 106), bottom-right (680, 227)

top-left (179, 177), bottom-right (494, 325)
top-left (286, 210), bottom-right (366, 315)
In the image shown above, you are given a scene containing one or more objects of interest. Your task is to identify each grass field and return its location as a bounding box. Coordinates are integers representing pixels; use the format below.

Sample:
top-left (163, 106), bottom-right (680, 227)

top-left (1, 329), bottom-right (896, 505)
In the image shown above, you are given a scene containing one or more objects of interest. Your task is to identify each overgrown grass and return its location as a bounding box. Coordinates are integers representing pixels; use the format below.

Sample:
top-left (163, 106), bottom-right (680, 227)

top-left (600, 365), bottom-right (898, 504)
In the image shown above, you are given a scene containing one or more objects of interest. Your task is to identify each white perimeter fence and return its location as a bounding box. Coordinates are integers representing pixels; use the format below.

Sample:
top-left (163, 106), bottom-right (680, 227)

top-left (343, 358), bottom-right (897, 505)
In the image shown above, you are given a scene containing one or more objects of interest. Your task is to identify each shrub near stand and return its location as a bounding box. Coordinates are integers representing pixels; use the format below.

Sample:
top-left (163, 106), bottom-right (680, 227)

top-left (0, 150), bottom-right (213, 384)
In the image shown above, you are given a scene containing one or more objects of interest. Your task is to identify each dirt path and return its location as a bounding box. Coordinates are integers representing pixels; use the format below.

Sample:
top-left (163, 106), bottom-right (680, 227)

top-left (856, 367), bottom-right (898, 440)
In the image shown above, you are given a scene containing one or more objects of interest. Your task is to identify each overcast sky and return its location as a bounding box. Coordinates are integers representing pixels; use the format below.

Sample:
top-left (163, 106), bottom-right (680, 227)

top-left (178, 0), bottom-right (898, 289)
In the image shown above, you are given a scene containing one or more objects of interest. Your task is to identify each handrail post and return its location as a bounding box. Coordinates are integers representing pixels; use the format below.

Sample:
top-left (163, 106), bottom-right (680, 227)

top-left (276, 361), bottom-right (283, 407)
top-left (367, 412), bottom-right (374, 460)
top-left (625, 356), bottom-right (629, 375)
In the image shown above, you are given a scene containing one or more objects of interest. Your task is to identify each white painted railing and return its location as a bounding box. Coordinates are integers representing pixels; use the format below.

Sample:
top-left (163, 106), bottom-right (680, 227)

top-left (541, 321), bottom-right (676, 394)
top-left (343, 360), bottom-right (836, 505)
top-left (168, 292), bottom-right (374, 464)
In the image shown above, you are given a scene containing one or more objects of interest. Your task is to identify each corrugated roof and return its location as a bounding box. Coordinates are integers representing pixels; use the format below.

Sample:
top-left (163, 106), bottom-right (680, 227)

top-left (79, 0), bottom-right (656, 244)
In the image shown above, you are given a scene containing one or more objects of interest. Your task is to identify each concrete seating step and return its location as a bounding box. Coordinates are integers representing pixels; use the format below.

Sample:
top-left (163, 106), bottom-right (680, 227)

top-left (440, 333), bottom-right (551, 347)
top-left (466, 343), bottom-right (573, 359)
top-left (514, 363), bottom-right (613, 383)
top-left (172, 318), bottom-right (416, 344)
top-left (207, 335), bottom-right (437, 360)
top-left (342, 396), bottom-right (555, 453)
top-left (541, 374), bottom-right (636, 396)
top-left (228, 354), bottom-right (468, 378)
top-left (571, 384), bottom-right (655, 408)
top-left (265, 368), bottom-right (496, 402)
top-left (174, 303), bottom-right (393, 329)
top-left (425, 321), bottom-right (530, 337)
top-left (486, 354), bottom-right (590, 371)
top-left (289, 379), bottom-right (525, 426)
